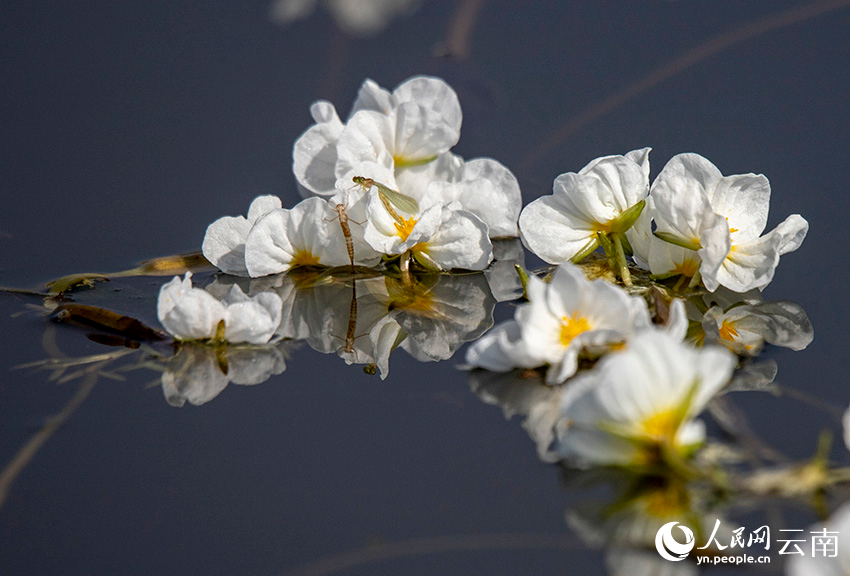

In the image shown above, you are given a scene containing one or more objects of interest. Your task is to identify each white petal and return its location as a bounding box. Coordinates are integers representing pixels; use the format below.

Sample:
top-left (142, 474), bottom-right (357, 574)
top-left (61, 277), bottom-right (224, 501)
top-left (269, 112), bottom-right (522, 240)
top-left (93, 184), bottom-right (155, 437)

top-left (519, 195), bottom-right (596, 264)
top-left (336, 110), bottom-right (396, 176)
top-left (350, 78), bottom-right (393, 116)
top-left (202, 195), bottom-right (282, 276)
top-left (417, 208), bottom-right (493, 270)
top-left (245, 195), bottom-right (283, 222)
top-left (157, 273), bottom-right (225, 341)
top-left (292, 103), bottom-right (345, 196)
top-left (773, 213), bottom-right (809, 255)
top-left (393, 102), bottom-right (460, 162)
top-left (695, 211), bottom-right (732, 291)
top-left (427, 157), bottom-right (521, 238)
top-left (202, 216), bottom-right (253, 276)
top-left (244, 209), bottom-right (296, 277)
top-left (623, 147), bottom-right (652, 181)
top-left (391, 75), bottom-right (462, 137)
top-left (626, 196), bottom-right (653, 270)
top-left (710, 173), bottom-right (770, 242)
top-left (575, 155), bottom-right (650, 217)
top-left (391, 152), bottom-right (462, 203)
top-left (465, 320), bottom-right (537, 372)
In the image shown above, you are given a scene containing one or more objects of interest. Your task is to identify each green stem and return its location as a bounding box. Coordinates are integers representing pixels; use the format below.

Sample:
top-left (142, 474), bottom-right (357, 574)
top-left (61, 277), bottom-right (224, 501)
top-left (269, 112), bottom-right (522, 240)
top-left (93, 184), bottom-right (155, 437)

top-left (687, 269), bottom-right (702, 290)
top-left (611, 233), bottom-right (632, 286)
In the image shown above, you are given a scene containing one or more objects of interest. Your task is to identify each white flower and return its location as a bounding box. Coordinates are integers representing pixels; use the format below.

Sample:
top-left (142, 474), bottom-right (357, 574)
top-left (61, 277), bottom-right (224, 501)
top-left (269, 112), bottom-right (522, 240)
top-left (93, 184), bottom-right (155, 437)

top-left (362, 183), bottom-right (493, 271)
top-left (293, 76), bottom-right (522, 239)
top-left (202, 195), bottom-right (282, 276)
top-left (157, 272), bottom-right (282, 344)
top-left (270, 0), bottom-right (422, 37)
top-left (519, 148), bottom-right (651, 264)
top-left (243, 196), bottom-right (353, 277)
top-left (295, 76), bottom-right (461, 195)
top-left (651, 153), bottom-right (808, 292)
top-left (465, 263), bottom-right (652, 384)
top-left (554, 330), bottom-right (736, 468)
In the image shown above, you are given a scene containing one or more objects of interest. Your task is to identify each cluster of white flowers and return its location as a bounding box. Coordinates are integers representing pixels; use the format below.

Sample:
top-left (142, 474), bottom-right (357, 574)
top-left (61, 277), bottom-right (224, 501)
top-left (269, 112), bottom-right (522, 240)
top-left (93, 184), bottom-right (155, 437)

top-left (466, 277), bottom-right (737, 468)
top-left (520, 149), bottom-right (808, 293)
top-left (156, 74), bottom-right (812, 472)
top-left (201, 76), bottom-right (522, 282)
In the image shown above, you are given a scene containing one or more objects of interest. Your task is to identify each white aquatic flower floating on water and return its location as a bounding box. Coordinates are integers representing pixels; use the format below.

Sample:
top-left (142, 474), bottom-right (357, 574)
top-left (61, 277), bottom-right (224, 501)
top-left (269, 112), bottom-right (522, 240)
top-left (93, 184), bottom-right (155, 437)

top-left (554, 330), bottom-right (736, 468)
top-left (650, 153), bottom-right (808, 292)
top-left (519, 148), bottom-right (650, 285)
top-left (293, 75), bottom-right (522, 238)
top-left (465, 263), bottom-right (652, 384)
top-left (358, 176), bottom-right (493, 271)
top-left (157, 272), bottom-right (282, 344)
top-left (202, 195), bottom-right (282, 276)
top-left (520, 148), bottom-right (650, 263)
top-left (243, 190), bottom-right (381, 277)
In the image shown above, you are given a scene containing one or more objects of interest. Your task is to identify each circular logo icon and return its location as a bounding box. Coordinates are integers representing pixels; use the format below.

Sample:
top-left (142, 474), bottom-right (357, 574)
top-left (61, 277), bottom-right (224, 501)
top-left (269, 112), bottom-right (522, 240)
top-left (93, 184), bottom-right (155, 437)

top-left (655, 521), bottom-right (695, 562)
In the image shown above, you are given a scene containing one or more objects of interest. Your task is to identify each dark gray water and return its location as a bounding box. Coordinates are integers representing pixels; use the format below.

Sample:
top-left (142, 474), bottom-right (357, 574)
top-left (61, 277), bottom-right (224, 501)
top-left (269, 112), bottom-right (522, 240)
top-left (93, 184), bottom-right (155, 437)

top-left (2, 1), bottom-right (850, 574)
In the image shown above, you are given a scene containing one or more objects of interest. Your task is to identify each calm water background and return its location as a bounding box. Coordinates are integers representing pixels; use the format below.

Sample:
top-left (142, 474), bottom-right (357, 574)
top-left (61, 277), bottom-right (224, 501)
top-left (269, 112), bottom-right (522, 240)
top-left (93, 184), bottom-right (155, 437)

top-left (2, 1), bottom-right (849, 574)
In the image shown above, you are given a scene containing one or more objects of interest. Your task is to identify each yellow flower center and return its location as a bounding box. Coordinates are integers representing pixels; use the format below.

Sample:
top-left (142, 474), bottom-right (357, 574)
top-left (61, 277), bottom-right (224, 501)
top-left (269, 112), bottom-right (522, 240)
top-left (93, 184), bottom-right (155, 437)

top-left (673, 258), bottom-right (699, 278)
top-left (394, 216), bottom-right (418, 241)
top-left (559, 314), bottom-right (591, 347)
top-left (593, 221), bottom-right (612, 235)
top-left (718, 319), bottom-right (739, 341)
top-left (291, 249), bottom-right (321, 268)
top-left (641, 408), bottom-right (679, 442)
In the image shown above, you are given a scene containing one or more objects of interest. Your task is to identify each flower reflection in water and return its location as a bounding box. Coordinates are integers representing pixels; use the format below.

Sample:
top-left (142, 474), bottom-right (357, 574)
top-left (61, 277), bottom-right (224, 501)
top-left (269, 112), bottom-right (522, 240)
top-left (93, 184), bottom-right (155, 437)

top-left (161, 341), bottom-right (289, 407)
top-left (209, 266), bottom-right (495, 380)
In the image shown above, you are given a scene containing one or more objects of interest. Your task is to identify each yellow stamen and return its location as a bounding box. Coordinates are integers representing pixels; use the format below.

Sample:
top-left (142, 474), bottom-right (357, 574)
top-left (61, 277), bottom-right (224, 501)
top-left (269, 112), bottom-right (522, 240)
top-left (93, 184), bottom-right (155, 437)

top-left (394, 216), bottom-right (418, 241)
top-left (559, 314), bottom-right (591, 347)
top-left (725, 216), bottom-right (739, 234)
top-left (718, 319), bottom-right (739, 341)
top-left (291, 249), bottom-right (321, 268)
